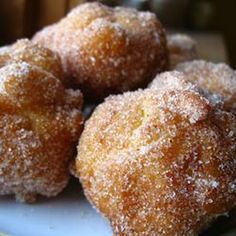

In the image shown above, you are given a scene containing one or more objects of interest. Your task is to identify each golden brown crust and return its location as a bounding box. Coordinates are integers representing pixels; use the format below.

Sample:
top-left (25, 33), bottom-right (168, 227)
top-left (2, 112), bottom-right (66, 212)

top-left (33, 2), bottom-right (168, 100)
top-left (175, 60), bottom-right (236, 112)
top-left (0, 62), bottom-right (83, 203)
top-left (0, 39), bottom-right (63, 82)
top-left (75, 74), bottom-right (236, 235)
top-left (167, 34), bottom-right (198, 69)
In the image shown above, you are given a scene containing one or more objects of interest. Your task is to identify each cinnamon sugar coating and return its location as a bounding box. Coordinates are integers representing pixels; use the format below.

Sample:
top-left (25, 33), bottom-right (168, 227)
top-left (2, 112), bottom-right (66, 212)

top-left (175, 60), bottom-right (236, 112)
top-left (0, 62), bottom-right (83, 203)
top-left (75, 73), bottom-right (236, 235)
top-left (33, 2), bottom-right (168, 100)
top-left (167, 34), bottom-right (198, 68)
top-left (0, 39), bottom-right (63, 81)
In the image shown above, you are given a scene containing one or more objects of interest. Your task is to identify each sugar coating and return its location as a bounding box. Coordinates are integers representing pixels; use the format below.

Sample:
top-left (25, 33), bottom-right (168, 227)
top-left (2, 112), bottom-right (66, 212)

top-left (33, 2), bottom-right (168, 100)
top-left (0, 62), bottom-right (84, 203)
top-left (149, 71), bottom-right (196, 92)
top-left (176, 60), bottom-right (236, 112)
top-left (167, 34), bottom-right (198, 69)
top-left (0, 46), bottom-right (10, 54)
top-left (75, 77), bottom-right (236, 235)
top-left (0, 46), bottom-right (11, 67)
top-left (0, 39), bottom-right (63, 83)
top-left (149, 71), bottom-right (224, 109)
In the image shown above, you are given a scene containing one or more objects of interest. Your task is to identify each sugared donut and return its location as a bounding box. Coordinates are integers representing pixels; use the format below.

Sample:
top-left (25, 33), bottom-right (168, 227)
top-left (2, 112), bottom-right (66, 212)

top-left (75, 73), bottom-right (236, 235)
top-left (175, 60), bottom-right (236, 112)
top-left (0, 39), bottom-right (63, 82)
top-left (33, 2), bottom-right (168, 100)
top-left (0, 61), bottom-right (83, 203)
top-left (167, 34), bottom-right (198, 68)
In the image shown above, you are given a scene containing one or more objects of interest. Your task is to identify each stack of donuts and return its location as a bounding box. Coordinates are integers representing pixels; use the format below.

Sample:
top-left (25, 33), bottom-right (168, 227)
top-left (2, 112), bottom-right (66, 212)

top-left (0, 2), bottom-right (235, 235)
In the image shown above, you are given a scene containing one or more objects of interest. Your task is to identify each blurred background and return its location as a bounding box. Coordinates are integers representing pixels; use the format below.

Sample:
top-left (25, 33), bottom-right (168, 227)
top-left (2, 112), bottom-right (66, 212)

top-left (0, 0), bottom-right (235, 68)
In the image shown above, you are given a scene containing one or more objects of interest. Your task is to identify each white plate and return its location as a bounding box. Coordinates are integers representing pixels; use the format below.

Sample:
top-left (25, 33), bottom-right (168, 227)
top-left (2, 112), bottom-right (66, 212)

top-left (1, 179), bottom-right (235, 236)
top-left (0, 180), bottom-right (112, 236)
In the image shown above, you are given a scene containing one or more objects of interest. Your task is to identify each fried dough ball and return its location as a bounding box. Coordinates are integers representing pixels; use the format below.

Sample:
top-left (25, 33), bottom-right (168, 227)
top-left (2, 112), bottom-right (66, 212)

top-left (167, 34), bottom-right (198, 68)
top-left (0, 62), bottom-right (83, 203)
top-left (75, 75), bottom-right (236, 235)
top-left (175, 60), bottom-right (236, 112)
top-left (33, 2), bottom-right (168, 100)
top-left (0, 39), bottom-right (63, 82)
